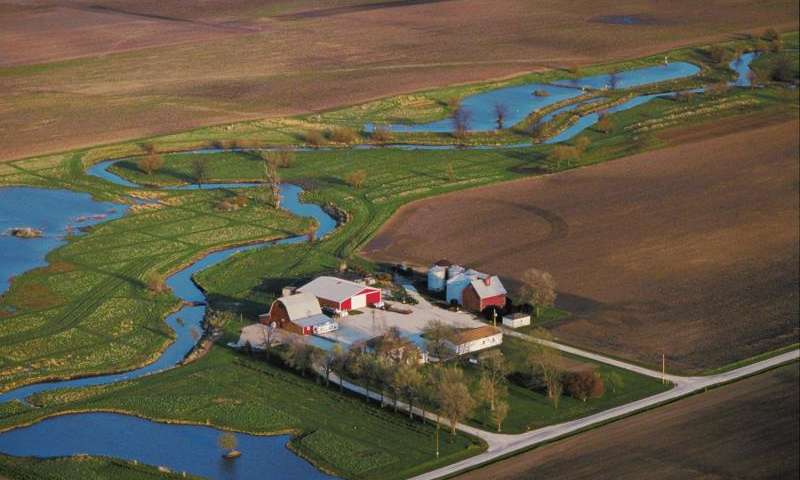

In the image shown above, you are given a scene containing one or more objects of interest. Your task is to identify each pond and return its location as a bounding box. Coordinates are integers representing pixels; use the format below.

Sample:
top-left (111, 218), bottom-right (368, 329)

top-left (0, 187), bottom-right (127, 296)
top-left (375, 60), bottom-right (700, 134)
top-left (0, 412), bottom-right (334, 480)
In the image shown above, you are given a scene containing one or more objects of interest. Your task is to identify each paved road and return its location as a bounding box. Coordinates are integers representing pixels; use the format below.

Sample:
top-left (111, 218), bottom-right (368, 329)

top-left (385, 280), bottom-right (799, 479)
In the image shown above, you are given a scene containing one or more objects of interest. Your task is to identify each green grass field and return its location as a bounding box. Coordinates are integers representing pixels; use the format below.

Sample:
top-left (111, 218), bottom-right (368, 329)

top-left (0, 34), bottom-right (797, 479)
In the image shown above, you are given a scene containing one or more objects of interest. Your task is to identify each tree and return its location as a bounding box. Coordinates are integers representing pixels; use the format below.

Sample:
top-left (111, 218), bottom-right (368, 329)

top-left (451, 107), bottom-right (472, 139)
top-left (446, 161), bottom-right (455, 183)
top-left (707, 45), bottom-right (730, 64)
top-left (284, 337), bottom-right (314, 377)
top-left (607, 371), bottom-right (624, 393)
top-left (145, 271), bottom-right (167, 294)
top-left (564, 369), bottom-right (601, 402)
top-left (608, 69), bottom-right (621, 89)
top-left (138, 152), bottom-right (163, 175)
top-left (494, 103), bottom-right (508, 130)
top-left (274, 147), bottom-right (295, 168)
top-left (217, 432), bottom-right (237, 454)
top-left (574, 135), bottom-right (591, 153)
top-left (345, 169), bottom-right (367, 189)
top-left (771, 54), bottom-right (795, 82)
top-left (492, 399), bottom-right (509, 433)
top-left (422, 319), bottom-right (455, 360)
top-left (394, 363), bottom-right (423, 418)
top-left (331, 344), bottom-right (348, 392)
top-left (769, 37), bottom-right (783, 53)
top-left (705, 81), bottom-right (730, 96)
top-left (261, 322), bottom-right (276, 360)
top-left (304, 130), bottom-right (325, 147)
top-left (436, 366), bottom-right (475, 434)
top-left (262, 153), bottom-right (281, 209)
top-left (517, 268), bottom-right (557, 319)
top-left (477, 351), bottom-right (509, 412)
top-left (525, 329), bottom-right (564, 408)
top-left (346, 347), bottom-right (372, 402)
top-left (546, 145), bottom-right (580, 170)
top-left (595, 114), bottom-right (614, 134)
top-left (328, 126), bottom-right (359, 144)
top-left (192, 159), bottom-right (208, 187)
top-left (762, 27), bottom-right (780, 41)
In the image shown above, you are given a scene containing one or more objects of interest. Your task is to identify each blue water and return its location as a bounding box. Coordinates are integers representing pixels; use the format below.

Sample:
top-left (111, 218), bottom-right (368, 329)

top-left (0, 413), bottom-right (333, 480)
top-left (729, 51), bottom-right (759, 87)
top-left (374, 84), bottom-right (583, 133)
top-left (552, 61), bottom-right (700, 90)
top-left (377, 61), bottom-right (700, 134)
top-left (0, 177), bottom-right (336, 403)
top-left (0, 187), bottom-right (127, 295)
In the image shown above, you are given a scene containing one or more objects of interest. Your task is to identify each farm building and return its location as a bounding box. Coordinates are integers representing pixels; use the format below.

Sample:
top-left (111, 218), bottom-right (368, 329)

top-left (297, 276), bottom-right (382, 315)
top-left (444, 325), bottom-right (503, 355)
top-left (502, 312), bottom-right (531, 328)
top-left (462, 276), bottom-right (507, 313)
top-left (259, 292), bottom-right (338, 335)
top-left (438, 264), bottom-right (507, 312)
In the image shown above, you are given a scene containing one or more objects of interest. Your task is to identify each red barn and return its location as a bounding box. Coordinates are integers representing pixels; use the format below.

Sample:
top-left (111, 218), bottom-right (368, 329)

top-left (462, 275), bottom-right (507, 313)
top-left (297, 276), bottom-right (382, 315)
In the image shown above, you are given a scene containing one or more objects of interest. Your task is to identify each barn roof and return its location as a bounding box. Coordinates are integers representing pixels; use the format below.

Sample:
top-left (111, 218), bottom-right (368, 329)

top-left (449, 325), bottom-right (501, 345)
top-left (294, 313), bottom-right (336, 328)
top-left (469, 276), bottom-right (507, 299)
top-left (273, 292), bottom-right (323, 321)
top-left (298, 276), bottom-right (377, 303)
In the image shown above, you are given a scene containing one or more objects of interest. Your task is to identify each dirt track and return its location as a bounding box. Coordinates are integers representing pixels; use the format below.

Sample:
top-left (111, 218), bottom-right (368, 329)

top-left (455, 362), bottom-right (800, 480)
top-left (1, 0), bottom-right (798, 161)
top-left (363, 118), bottom-right (800, 372)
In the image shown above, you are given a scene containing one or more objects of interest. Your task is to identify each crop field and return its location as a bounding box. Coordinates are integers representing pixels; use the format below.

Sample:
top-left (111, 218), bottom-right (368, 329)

top-left (456, 362), bottom-right (800, 480)
top-left (0, 155), bottom-right (312, 393)
top-left (2, 0), bottom-right (798, 160)
top-left (363, 116), bottom-right (800, 373)
top-left (0, 348), bottom-right (485, 480)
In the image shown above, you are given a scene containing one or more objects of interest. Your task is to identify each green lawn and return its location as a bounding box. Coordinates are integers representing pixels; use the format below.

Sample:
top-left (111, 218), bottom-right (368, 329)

top-left (1, 348), bottom-right (485, 480)
top-left (0, 454), bottom-right (199, 480)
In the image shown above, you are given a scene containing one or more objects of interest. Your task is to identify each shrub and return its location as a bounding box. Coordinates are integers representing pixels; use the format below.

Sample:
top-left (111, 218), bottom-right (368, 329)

top-left (762, 28), bottom-right (780, 41)
top-left (705, 81), bottom-right (730, 96)
top-left (345, 169), bottom-right (367, 189)
top-left (145, 272), bottom-right (168, 294)
top-left (564, 369), bottom-right (604, 402)
top-left (370, 125), bottom-right (393, 143)
top-left (533, 89), bottom-right (550, 97)
top-left (595, 114), bottom-right (614, 133)
top-left (770, 55), bottom-right (795, 82)
top-left (707, 45), bottom-right (730, 64)
top-left (328, 126), bottom-right (359, 144)
top-left (138, 152), bottom-right (164, 175)
top-left (304, 130), bottom-right (325, 147)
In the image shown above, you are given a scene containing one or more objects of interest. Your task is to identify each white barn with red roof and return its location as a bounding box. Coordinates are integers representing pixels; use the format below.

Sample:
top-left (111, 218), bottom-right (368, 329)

top-left (297, 276), bottom-right (382, 315)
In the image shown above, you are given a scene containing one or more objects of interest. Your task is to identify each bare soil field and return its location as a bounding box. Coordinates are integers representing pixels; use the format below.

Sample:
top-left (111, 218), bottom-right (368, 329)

top-left (456, 362), bottom-right (800, 480)
top-left (1, 0), bottom-right (798, 161)
top-left (363, 118), bottom-right (800, 372)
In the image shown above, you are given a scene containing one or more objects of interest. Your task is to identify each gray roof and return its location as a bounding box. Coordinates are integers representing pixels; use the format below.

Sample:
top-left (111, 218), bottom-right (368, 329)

top-left (276, 292), bottom-right (323, 320)
top-left (469, 275), bottom-right (507, 299)
top-left (294, 314), bottom-right (336, 328)
top-left (298, 276), bottom-right (376, 303)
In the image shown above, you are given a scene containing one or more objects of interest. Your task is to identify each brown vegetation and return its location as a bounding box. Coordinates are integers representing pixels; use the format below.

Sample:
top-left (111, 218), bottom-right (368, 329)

top-left (2, 0), bottom-right (797, 161)
top-left (363, 118), bottom-right (800, 372)
top-left (456, 363), bottom-right (800, 480)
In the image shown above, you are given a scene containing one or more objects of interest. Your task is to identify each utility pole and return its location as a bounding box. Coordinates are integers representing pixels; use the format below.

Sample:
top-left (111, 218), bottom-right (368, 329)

top-left (492, 309), bottom-right (496, 327)
top-left (662, 353), bottom-right (666, 384)
top-left (435, 423), bottom-right (440, 459)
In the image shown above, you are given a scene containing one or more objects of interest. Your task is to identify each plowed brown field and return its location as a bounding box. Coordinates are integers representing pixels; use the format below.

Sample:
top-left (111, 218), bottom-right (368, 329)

top-left (2, 0), bottom-right (798, 161)
top-left (455, 362), bottom-right (800, 480)
top-left (363, 118), bottom-right (800, 372)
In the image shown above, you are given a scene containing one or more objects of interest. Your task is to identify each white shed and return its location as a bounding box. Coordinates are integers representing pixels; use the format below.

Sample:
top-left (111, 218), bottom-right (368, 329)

top-left (502, 312), bottom-right (531, 329)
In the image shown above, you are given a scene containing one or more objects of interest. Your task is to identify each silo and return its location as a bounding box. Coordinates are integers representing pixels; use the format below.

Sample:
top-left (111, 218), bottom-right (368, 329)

top-left (427, 265), bottom-right (446, 292)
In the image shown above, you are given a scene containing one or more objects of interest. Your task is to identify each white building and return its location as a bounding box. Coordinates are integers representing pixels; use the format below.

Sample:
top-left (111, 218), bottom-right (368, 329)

top-left (502, 312), bottom-right (531, 329)
top-left (444, 325), bottom-right (503, 356)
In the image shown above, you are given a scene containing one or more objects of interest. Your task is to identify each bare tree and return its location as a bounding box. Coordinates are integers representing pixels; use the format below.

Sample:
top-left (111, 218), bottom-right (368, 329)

top-left (422, 319), bottom-right (455, 361)
top-left (394, 362), bottom-right (423, 418)
top-left (261, 322), bottom-right (276, 360)
top-left (494, 103), bottom-right (509, 130)
top-left (284, 337), bottom-right (314, 377)
top-left (477, 351), bottom-right (509, 412)
top-left (345, 169), bottom-right (368, 189)
top-left (595, 114), bottom-right (614, 134)
top-left (525, 329), bottom-right (564, 408)
top-left (546, 145), bottom-right (580, 171)
top-left (436, 366), bottom-right (475, 434)
top-left (192, 159), bottom-right (208, 188)
top-left (518, 268), bottom-right (557, 319)
top-left (446, 161), bottom-right (455, 183)
top-left (451, 107), bottom-right (472, 139)
top-left (331, 344), bottom-right (348, 392)
top-left (138, 152), bottom-right (164, 175)
top-left (492, 399), bottom-right (509, 432)
top-left (370, 124), bottom-right (393, 143)
top-left (262, 153), bottom-right (281, 209)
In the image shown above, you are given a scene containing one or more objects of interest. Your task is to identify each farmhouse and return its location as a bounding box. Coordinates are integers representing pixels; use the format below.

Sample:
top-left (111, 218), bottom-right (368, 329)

top-left (444, 325), bottom-right (503, 355)
top-left (259, 292), bottom-right (338, 335)
top-left (297, 276), bottom-right (382, 315)
top-left (502, 312), bottom-right (531, 329)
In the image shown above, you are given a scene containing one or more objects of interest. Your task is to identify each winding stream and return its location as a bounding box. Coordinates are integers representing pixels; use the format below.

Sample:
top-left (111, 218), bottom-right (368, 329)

top-left (0, 52), bottom-right (759, 478)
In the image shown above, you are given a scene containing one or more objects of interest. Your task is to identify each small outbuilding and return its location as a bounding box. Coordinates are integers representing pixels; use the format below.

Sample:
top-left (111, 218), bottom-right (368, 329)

top-left (502, 312), bottom-right (531, 329)
top-left (297, 276), bottom-right (382, 315)
top-left (444, 325), bottom-right (503, 356)
top-left (260, 292), bottom-right (338, 335)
